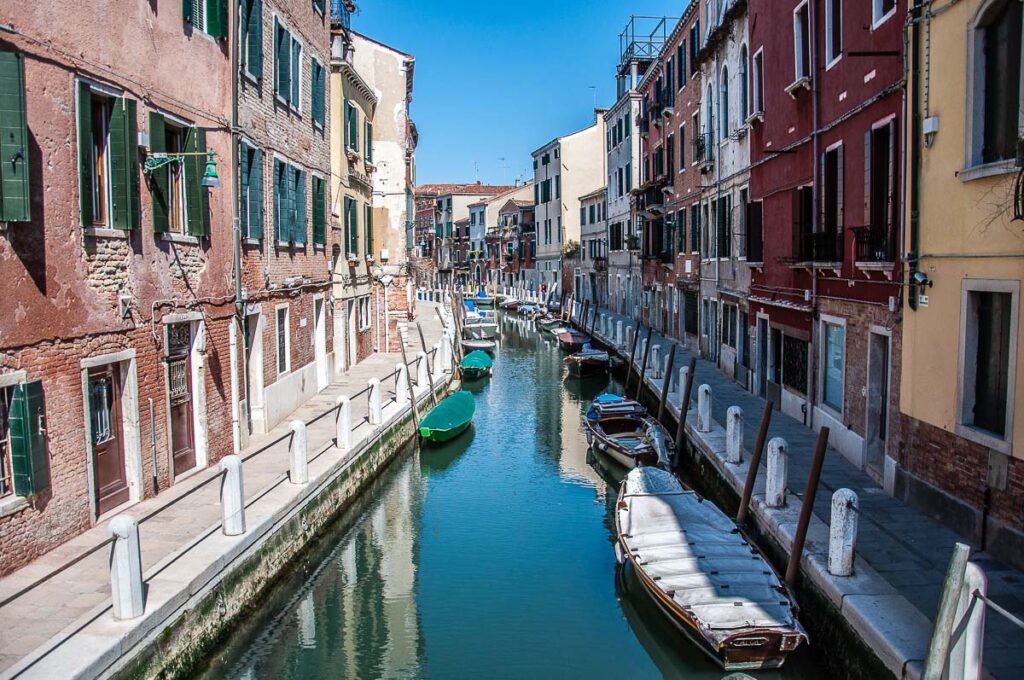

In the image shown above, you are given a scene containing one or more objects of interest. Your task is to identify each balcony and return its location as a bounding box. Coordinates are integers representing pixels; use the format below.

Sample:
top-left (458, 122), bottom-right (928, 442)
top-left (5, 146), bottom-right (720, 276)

top-left (639, 185), bottom-right (665, 216)
top-left (593, 256), bottom-right (607, 272)
top-left (852, 226), bottom-right (895, 263)
top-left (639, 116), bottom-right (650, 136)
top-left (693, 133), bottom-right (714, 170)
top-left (330, 1), bottom-right (353, 30)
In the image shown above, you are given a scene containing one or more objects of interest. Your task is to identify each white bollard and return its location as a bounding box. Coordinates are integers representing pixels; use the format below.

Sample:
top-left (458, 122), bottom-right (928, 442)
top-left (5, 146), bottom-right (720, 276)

top-left (368, 378), bottom-right (383, 425)
top-left (219, 455), bottom-right (246, 535)
top-left (416, 351), bottom-right (429, 389)
top-left (828, 489), bottom-right (859, 577)
top-left (766, 437), bottom-right (788, 508)
top-left (951, 562), bottom-right (988, 680)
top-left (335, 395), bottom-right (352, 451)
top-left (626, 325), bottom-right (634, 352)
top-left (697, 384), bottom-right (712, 432)
top-left (726, 406), bottom-right (743, 463)
top-left (439, 339), bottom-right (451, 373)
top-left (395, 362), bottom-right (410, 407)
top-left (289, 420), bottom-right (309, 484)
top-left (617, 320), bottom-right (625, 347)
top-left (109, 515), bottom-right (144, 620)
top-left (677, 366), bottom-right (689, 396)
top-left (651, 344), bottom-right (662, 378)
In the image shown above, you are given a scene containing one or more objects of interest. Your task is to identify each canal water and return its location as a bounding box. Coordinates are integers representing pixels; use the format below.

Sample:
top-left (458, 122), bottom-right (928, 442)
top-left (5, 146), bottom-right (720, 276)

top-left (196, 313), bottom-right (823, 680)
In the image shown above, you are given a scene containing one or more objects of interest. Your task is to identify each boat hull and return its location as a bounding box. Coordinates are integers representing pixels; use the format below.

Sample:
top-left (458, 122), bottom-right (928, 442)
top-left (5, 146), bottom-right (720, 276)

top-left (461, 366), bottom-right (491, 380)
top-left (462, 323), bottom-right (498, 339)
top-left (461, 340), bottom-right (496, 354)
top-left (566, 358), bottom-right (608, 377)
top-left (419, 420), bottom-right (472, 443)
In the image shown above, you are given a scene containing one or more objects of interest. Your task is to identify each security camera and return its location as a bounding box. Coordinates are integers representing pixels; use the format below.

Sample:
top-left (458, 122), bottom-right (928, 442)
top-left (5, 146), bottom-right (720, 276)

top-left (912, 271), bottom-right (932, 288)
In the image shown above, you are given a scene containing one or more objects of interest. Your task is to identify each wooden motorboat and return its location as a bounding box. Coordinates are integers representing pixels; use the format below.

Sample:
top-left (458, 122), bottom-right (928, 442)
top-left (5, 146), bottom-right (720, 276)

top-left (459, 350), bottom-right (493, 380)
top-left (499, 298), bottom-right (522, 310)
top-left (461, 338), bottom-right (497, 354)
top-left (555, 329), bottom-right (592, 352)
top-left (536, 316), bottom-right (562, 331)
top-left (419, 391), bottom-right (476, 443)
top-left (473, 292), bottom-right (495, 306)
top-left (462, 317), bottom-right (498, 339)
top-left (565, 348), bottom-right (610, 376)
top-left (584, 394), bottom-right (674, 469)
top-left (615, 466), bottom-right (807, 670)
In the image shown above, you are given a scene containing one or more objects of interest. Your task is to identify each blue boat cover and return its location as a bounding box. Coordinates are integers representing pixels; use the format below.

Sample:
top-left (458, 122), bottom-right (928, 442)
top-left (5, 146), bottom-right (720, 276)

top-left (595, 393), bottom-right (625, 403)
top-left (464, 300), bottom-right (477, 312)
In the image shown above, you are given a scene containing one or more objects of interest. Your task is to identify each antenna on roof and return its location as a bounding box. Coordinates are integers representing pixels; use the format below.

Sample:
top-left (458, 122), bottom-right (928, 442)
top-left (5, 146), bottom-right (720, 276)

top-left (499, 157), bottom-right (508, 184)
top-left (588, 85), bottom-right (596, 110)
top-left (473, 161), bottom-right (480, 184)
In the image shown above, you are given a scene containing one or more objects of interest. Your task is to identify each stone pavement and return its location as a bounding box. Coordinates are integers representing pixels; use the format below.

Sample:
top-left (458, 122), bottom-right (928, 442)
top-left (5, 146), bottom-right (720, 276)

top-left (0, 303), bottom-right (445, 675)
top-left (589, 305), bottom-right (1023, 679)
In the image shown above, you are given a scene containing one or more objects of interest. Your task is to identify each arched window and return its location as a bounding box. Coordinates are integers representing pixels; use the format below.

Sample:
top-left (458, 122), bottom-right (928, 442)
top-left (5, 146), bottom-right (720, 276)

top-left (720, 66), bottom-right (730, 140)
top-left (968, 0), bottom-right (1023, 167)
top-left (739, 45), bottom-right (749, 123)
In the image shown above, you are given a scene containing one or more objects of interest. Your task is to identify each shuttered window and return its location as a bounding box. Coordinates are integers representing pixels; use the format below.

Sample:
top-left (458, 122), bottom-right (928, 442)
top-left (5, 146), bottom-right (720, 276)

top-left (290, 40), bottom-right (301, 111)
top-left (312, 175), bottom-right (325, 246)
top-left (241, 0), bottom-right (263, 79)
top-left (294, 168), bottom-right (307, 244)
top-left (344, 196), bottom-right (358, 254)
top-left (345, 100), bottom-right (358, 151)
top-left (364, 203), bottom-right (373, 256)
top-left (0, 52), bottom-right (30, 222)
top-left (239, 141), bottom-right (263, 240)
top-left (273, 158), bottom-right (283, 241)
top-left (77, 85), bottom-right (139, 230)
top-left (365, 121), bottom-right (373, 162)
top-left (275, 19), bottom-right (291, 102)
top-left (182, 126), bottom-right (208, 236)
top-left (311, 58), bottom-right (325, 128)
top-left (314, 0), bottom-right (325, 14)
top-left (184, 0), bottom-right (228, 38)
top-left (8, 380), bottom-right (50, 497)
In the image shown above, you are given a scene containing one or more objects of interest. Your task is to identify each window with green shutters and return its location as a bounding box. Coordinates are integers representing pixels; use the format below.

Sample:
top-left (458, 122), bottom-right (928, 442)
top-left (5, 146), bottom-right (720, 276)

top-left (313, 0), bottom-right (325, 15)
top-left (77, 84), bottom-right (139, 230)
top-left (365, 121), bottom-right (373, 162)
top-left (0, 52), bottom-right (30, 222)
top-left (275, 19), bottom-right (291, 103)
top-left (241, 0), bottom-right (263, 79)
top-left (7, 380), bottom-right (50, 497)
top-left (364, 203), bottom-right (373, 256)
top-left (345, 100), bottom-right (358, 151)
top-left (183, 0), bottom-right (228, 39)
top-left (311, 58), bottom-right (325, 128)
top-left (239, 140), bottom-right (263, 240)
top-left (312, 175), bottom-right (325, 246)
top-left (293, 168), bottom-right (307, 244)
top-left (273, 158), bottom-right (283, 241)
top-left (290, 40), bottom-right (301, 111)
top-left (344, 196), bottom-right (358, 255)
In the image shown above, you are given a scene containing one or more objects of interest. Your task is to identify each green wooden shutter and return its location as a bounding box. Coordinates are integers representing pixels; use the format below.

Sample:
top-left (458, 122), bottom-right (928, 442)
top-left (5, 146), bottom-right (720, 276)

top-left (207, 0), bottom-right (228, 39)
top-left (77, 82), bottom-right (94, 226)
top-left (250, 147), bottom-right (263, 239)
top-left (183, 0), bottom-right (194, 24)
top-left (314, 0), bottom-right (325, 14)
top-left (247, 0), bottom-right (264, 78)
top-left (9, 380), bottom-right (49, 496)
top-left (284, 163), bottom-right (294, 241)
top-left (276, 21), bottom-right (290, 102)
top-left (311, 59), bottom-right (324, 127)
top-left (148, 112), bottom-right (169, 233)
top-left (365, 121), bottom-right (372, 162)
top-left (109, 97), bottom-right (139, 230)
top-left (273, 157), bottom-right (281, 241)
top-left (291, 39), bottom-right (300, 108)
top-left (294, 169), bottom-right (307, 244)
top-left (0, 52), bottom-right (31, 222)
top-left (239, 139), bottom-right (250, 237)
top-left (184, 126), bottom-right (208, 236)
top-left (364, 203), bottom-right (372, 256)
top-left (312, 176), bottom-right (325, 245)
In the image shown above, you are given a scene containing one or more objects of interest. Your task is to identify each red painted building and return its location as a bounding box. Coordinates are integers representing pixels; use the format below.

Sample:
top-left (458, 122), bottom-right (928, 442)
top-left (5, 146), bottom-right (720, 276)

top-left (498, 198), bottom-right (535, 288)
top-left (748, 0), bottom-right (904, 477)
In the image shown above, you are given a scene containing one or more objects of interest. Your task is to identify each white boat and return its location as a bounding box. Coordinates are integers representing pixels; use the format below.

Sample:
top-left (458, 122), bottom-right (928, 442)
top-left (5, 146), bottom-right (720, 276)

top-left (615, 467), bottom-right (807, 670)
top-left (463, 316), bottom-right (498, 339)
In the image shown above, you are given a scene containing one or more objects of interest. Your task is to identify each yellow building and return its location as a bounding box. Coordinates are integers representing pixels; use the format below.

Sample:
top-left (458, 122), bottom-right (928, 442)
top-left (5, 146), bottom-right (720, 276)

top-left (900, 0), bottom-right (1023, 569)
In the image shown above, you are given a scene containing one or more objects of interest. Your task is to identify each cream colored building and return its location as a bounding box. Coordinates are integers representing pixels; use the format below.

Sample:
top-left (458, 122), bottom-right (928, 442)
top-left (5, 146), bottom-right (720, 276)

top-left (899, 0), bottom-right (1024, 569)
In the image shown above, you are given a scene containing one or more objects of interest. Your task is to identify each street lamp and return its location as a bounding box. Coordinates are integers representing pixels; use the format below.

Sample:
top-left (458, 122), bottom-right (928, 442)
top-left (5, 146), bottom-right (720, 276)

top-left (143, 150), bottom-right (221, 187)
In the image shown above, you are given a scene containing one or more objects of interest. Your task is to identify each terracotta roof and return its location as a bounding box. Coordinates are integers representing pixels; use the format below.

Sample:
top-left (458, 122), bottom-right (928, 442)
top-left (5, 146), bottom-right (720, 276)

top-left (415, 182), bottom-right (517, 197)
top-left (455, 217), bottom-right (470, 225)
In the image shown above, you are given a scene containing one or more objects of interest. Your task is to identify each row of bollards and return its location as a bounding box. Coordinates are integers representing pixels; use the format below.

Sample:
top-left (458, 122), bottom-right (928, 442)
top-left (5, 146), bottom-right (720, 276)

top-left (107, 340), bottom-right (457, 622)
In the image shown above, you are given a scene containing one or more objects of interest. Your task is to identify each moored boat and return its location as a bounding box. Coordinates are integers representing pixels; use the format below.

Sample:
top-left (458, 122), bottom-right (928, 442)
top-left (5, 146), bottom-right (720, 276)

top-left (462, 317), bottom-right (498, 339)
top-left (555, 329), bottom-right (591, 352)
top-left (565, 347), bottom-right (610, 376)
top-left (459, 350), bottom-right (493, 380)
top-left (419, 391), bottom-right (476, 443)
top-left (584, 394), bottom-right (674, 469)
top-left (615, 466), bottom-right (807, 670)
top-left (499, 298), bottom-right (522, 310)
top-left (461, 338), bottom-right (497, 354)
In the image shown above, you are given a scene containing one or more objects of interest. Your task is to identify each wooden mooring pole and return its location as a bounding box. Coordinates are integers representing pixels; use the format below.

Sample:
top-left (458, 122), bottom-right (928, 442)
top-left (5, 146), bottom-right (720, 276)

top-left (634, 326), bottom-right (654, 401)
top-left (673, 356), bottom-right (697, 452)
top-left (785, 427), bottom-right (830, 586)
top-left (736, 400), bottom-right (775, 524)
top-left (656, 345), bottom-right (676, 423)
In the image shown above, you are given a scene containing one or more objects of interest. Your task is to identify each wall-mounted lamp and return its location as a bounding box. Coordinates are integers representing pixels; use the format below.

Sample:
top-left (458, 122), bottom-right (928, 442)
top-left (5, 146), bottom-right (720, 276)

top-left (913, 271), bottom-right (933, 288)
top-left (143, 150), bottom-right (221, 187)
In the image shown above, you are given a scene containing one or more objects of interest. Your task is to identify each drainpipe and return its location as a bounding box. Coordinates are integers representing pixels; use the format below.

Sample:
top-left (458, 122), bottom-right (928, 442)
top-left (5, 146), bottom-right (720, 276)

top-left (908, 1), bottom-right (926, 310)
top-left (807, 0), bottom-right (821, 429)
top-left (714, 51), bottom-right (722, 366)
top-left (230, 0), bottom-right (248, 447)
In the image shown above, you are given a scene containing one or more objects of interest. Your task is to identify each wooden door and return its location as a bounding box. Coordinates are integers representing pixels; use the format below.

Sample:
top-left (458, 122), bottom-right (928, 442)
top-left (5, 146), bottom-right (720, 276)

top-left (167, 324), bottom-right (196, 476)
top-left (89, 365), bottom-right (129, 515)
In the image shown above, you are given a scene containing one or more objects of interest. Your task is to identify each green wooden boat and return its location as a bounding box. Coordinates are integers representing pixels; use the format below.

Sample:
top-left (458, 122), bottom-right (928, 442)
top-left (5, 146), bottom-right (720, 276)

top-left (419, 391), bottom-right (476, 442)
top-left (460, 350), bottom-right (493, 380)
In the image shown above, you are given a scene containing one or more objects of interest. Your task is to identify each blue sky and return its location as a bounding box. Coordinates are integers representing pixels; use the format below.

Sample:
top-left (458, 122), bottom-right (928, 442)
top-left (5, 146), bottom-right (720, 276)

top-left (354, 0), bottom-right (684, 186)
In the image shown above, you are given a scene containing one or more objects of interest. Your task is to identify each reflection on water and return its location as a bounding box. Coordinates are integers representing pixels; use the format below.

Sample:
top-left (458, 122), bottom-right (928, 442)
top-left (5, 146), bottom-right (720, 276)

top-left (196, 312), bottom-right (822, 680)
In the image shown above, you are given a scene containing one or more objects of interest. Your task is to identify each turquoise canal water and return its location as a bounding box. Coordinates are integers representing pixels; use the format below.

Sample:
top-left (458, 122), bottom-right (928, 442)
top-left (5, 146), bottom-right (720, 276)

top-left (196, 313), bottom-right (823, 680)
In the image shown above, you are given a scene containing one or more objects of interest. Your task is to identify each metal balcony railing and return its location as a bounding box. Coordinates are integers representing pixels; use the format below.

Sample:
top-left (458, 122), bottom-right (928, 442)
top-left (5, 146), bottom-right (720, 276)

top-left (330, 1), bottom-right (352, 30)
top-left (852, 226), bottom-right (895, 263)
top-left (693, 133), bottom-right (715, 166)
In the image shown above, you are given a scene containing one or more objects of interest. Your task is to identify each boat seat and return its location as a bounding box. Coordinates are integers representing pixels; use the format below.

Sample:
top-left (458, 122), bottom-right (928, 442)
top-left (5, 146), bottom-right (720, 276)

top-left (681, 601), bottom-right (796, 631)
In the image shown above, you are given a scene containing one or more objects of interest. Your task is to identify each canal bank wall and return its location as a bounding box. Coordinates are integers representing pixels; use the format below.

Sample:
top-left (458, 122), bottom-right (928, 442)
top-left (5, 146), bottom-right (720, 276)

top-left (583, 319), bottom-right (931, 680)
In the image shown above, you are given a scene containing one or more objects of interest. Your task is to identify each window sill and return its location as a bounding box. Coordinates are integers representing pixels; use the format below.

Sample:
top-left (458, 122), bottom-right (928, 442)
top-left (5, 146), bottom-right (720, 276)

top-left (955, 422), bottom-right (1011, 456)
top-left (162, 233), bottom-right (199, 245)
top-left (0, 495), bottom-right (28, 518)
top-left (241, 70), bottom-right (260, 87)
top-left (84, 226), bottom-right (129, 240)
top-left (959, 160), bottom-right (1018, 183)
top-left (745, 111), bottom-right (764, 125)
top-left (276, 240), bottom-right (294, 248)
top-left (785, 77), bottom-right (811, 97)
top-left (243, 238), bottom-right (262, 246)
